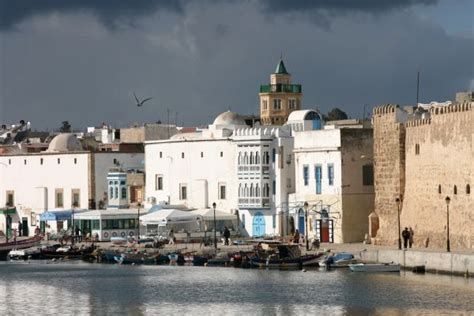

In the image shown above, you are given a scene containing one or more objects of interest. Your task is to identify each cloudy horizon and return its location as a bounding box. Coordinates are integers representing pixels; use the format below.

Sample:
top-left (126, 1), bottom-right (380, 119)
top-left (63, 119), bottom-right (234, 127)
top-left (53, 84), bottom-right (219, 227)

top-left (0, 0), bottom-right (473, 130)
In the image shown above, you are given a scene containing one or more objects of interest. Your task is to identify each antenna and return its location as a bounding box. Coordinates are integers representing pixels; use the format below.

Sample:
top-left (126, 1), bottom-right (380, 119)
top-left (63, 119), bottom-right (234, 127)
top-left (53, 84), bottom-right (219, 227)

top-left (416, 71), bottom-right (420, 107)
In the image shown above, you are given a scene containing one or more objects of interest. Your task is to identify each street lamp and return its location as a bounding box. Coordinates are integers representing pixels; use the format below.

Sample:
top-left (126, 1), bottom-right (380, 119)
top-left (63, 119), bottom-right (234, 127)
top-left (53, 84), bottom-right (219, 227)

top-left (395, 197), bottom-right (401, 250)
top-left (304, 202), bottom-right (309, 250)
top-left (71, 203), bottom-right (76, 245)
top-left (445, 196), bottom-right (450, 252)
top-left (137, 203), bottom-right (141, 245)
top-left (212, 202), bottom-right (217, 250)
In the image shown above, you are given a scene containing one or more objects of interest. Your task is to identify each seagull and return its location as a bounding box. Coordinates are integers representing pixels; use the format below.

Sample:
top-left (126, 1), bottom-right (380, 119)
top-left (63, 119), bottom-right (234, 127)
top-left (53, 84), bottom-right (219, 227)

top-left (133, 92), bottom-right (153, 107)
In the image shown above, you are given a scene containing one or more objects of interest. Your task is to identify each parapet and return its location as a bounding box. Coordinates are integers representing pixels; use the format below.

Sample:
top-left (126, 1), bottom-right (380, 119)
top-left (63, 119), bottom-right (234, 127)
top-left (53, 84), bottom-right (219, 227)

top-left (373, 104), bottom-right (399, 115)
top-left (405, 118), bottom-right (431, 128)
top-left (428, 101), bottom-right (473, 116)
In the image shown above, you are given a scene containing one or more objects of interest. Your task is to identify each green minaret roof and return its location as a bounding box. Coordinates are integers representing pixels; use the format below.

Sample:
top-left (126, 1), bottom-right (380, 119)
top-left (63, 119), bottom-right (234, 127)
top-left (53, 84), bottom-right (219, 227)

top-left (274, 59), bottom-right (289, 74)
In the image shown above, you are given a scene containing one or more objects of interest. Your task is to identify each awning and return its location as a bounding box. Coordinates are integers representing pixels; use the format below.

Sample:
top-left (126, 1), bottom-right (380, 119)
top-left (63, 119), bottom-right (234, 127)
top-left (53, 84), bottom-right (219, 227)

top-left (0, 207), bottom-right (16, 215)
top-left (40, 209), bottom-right (86, 221)
top-left (189, 208), bottom-right (237, 221)
top-left (140, 209), bottom-right (201, 225)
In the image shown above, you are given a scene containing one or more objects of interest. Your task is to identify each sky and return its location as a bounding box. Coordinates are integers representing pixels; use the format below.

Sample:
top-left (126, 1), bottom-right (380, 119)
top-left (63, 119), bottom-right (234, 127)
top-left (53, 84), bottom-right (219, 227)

top-left (0, 0), bottom-right (473, 130)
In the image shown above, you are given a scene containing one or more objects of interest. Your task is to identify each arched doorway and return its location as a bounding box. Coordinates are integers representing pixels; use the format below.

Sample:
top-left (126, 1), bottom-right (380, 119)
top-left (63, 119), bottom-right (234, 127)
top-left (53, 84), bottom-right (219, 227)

top-left (298, 208), bottom-right (305, 235)
top-left (252, 212), bottom-right (266, 237)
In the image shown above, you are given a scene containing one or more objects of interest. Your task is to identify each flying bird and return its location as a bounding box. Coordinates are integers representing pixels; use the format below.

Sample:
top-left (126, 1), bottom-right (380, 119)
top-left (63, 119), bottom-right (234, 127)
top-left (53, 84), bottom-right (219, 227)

top-left (133, 92), bottom-right (153, 107)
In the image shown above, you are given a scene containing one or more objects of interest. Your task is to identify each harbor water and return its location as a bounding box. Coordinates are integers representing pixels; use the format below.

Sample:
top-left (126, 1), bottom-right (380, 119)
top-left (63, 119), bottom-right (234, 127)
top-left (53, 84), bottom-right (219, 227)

top-left (0, 261), bottom-right (472, 315)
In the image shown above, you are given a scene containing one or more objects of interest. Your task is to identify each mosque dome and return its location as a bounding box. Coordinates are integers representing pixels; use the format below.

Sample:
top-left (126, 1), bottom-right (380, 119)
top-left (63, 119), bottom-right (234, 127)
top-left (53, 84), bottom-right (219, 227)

top-left (46, 133), bottom-right (83, 152)
top-left (213, 111), bottom-right (246, 126)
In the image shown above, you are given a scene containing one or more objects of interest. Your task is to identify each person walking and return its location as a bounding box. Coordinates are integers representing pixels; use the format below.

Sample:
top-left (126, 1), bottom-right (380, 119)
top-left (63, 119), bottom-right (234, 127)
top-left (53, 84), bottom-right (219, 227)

top-left (409, 227), bottom-right (414, 248)
top-left (402, 227), bottom-right (410, 249)
top-left (223, 226), bottom-right (230, 246)
top-left (18, 222), bottom-right (22, 237)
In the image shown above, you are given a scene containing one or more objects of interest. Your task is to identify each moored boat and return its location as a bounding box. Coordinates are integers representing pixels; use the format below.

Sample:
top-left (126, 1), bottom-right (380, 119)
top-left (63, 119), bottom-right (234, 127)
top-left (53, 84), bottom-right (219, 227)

top-left (250, 244), bottom-right (324, 269)
top-left (324, 253), bottom-right (358, 268)
top-left (0, 235), bottom-right (43, 260)
top-left (349, 263), bottom-right (401, 272)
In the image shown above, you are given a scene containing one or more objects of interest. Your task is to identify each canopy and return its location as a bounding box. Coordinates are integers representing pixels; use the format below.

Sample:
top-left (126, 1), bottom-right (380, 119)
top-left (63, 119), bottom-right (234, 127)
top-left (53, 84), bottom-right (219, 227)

top-left (190, 208), bottom-right (236, 221)
top-left (0, 207), bottom-right (16, 215)
top-left (140, 209), bottom-right (201, 225)
top-left (40, 209), bottom-right (86, 221)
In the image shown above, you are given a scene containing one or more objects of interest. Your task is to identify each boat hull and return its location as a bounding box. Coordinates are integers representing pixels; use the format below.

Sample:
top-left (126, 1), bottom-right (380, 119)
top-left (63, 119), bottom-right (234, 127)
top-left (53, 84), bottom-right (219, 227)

top-left (349, 263), bottom-right (401, 272)
top-left (250, 253), bottom-right (323, 269)
top-left (0, 236), bottom-right (43, 260)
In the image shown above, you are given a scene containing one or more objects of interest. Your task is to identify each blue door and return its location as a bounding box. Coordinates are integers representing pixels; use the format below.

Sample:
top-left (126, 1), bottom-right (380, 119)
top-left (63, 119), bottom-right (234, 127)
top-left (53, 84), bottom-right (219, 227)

top-left (298, 210), bottom-right (305, 234)
top-left (312, 118), bottom-right (321, 130)
top-left (315, 165), bottom-right (322, 194)
top-left (252, 212), bottom-right (266, 237)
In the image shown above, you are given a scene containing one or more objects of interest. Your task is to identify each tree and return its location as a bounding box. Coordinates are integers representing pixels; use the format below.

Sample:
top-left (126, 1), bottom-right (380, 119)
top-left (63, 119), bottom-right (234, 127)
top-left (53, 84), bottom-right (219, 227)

top-left (323, 108), bottom-right (348, 121)
top-left (59, 121), bottom-right (71, 133)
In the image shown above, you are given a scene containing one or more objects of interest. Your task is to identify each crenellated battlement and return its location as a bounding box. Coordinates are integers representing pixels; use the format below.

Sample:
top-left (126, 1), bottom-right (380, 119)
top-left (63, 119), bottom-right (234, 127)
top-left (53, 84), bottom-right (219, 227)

top-left (373, 104), bottom-right (399, 116)
top-left (428, 101), bottom-right (473, 116)
top-left (405, 118), bottom-right (431, 128)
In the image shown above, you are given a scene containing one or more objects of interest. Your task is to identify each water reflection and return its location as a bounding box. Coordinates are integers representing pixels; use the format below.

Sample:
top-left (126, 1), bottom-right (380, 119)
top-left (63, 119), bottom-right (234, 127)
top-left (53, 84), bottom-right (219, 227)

top-left (0, 262), bottom-right (472, 315)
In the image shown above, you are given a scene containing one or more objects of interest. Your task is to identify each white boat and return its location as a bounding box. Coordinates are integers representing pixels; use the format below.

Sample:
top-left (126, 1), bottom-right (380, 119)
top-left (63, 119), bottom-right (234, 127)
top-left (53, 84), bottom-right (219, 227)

top-left (110, 237), bottom-right (127, 245)
top-left (349, 263), bottom-right (400, 272)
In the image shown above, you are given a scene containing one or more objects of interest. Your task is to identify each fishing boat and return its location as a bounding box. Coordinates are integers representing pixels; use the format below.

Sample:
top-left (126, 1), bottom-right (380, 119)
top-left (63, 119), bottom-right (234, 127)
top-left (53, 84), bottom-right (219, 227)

top-left (8, 247), bottom-right (42, 260)
top-left (250, 244), bottom-right (324, 268)
top-left (349, 263), bottom-right (401, 272)
top-left (0, 235), bottom-right (43, 260)
top-left (323, 253), bottom-right (358, 268)
top-left (114, 252), bottom-right (166, 265)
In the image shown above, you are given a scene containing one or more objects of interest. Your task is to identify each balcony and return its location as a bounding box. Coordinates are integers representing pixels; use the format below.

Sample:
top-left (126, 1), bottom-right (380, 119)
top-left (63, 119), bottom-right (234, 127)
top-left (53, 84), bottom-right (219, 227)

top-left (260, 84), bottom-right (302, 94)
top-left (238, 198), bottom-right (271, 208)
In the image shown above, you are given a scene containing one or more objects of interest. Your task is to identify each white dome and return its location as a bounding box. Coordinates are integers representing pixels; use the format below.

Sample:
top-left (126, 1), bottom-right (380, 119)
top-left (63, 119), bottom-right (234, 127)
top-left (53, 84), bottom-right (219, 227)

top-left (213, 111), bottom-right (246, 126)
top-left (46, 133), bottom-right (83, 152)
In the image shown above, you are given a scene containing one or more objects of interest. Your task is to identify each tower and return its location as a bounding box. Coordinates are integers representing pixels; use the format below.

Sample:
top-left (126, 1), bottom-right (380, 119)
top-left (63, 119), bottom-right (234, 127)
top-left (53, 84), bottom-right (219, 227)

top-left (259, 59), bottom-right (302, 125)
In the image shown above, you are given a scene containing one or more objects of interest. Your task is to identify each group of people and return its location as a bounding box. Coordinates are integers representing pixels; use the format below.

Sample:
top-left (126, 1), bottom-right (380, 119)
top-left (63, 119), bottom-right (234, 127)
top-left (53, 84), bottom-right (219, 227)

top-left (401, 227), bottom-right (415, 248)
top-left (168, 226), bottom-right (232, 246)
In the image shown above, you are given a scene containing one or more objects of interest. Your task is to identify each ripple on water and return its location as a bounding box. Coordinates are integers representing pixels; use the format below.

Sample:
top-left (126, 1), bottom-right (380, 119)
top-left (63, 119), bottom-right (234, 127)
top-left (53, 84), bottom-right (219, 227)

top-left (0, 262), bottom-right (472, 315)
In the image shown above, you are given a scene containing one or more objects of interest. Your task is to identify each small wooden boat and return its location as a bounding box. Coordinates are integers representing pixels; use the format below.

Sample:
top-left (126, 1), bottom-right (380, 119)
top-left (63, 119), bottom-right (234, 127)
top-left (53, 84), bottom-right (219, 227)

top-left (207, 252), bottom-right (231, 267)
top-left (8, 247), bottom-right (42, 260)
top-left (0, 236), bottom-right (43, 260)
top-left (114, 253), bottom-right (164, 265)
top-left (349, 263), bottom-right (401, 272)
top-left (250, 244), bottom-right (324, 269)
top-left (324, 253), bottom-right (358, 268)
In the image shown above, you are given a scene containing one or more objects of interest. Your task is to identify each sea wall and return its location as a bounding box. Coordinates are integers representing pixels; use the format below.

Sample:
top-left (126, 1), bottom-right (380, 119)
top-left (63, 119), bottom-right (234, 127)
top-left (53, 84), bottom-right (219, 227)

top-left (358, 249), bottom-right (474, 277)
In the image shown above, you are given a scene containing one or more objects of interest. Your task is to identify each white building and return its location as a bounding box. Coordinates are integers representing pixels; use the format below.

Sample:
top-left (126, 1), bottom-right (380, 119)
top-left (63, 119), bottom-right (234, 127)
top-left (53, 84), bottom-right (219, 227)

top-left (0, 133), bottom-right (143, 236)
top-left (145, 111), bottom-right (295, 237)
top-left (289, 111), bottom-right (374, 243)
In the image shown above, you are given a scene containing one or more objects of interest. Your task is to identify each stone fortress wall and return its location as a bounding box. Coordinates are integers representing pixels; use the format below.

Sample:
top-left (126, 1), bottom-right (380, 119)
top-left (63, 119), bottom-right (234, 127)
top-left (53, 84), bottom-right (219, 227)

top-left (372, 101), bottom-right (473, 250)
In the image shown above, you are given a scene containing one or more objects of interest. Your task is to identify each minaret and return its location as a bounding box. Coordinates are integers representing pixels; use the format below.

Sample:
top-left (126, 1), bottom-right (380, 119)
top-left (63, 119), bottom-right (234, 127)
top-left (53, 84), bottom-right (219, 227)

top-left (259, 59), bottom-right (302, 125)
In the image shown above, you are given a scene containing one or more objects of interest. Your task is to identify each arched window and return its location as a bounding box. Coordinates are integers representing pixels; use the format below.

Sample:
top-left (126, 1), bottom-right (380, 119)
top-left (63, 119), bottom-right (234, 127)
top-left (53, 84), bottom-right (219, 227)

top-left (238, 153), bottom-right (242, 165)
top-left (249, 152), bottom-right (254, 165)
top-left (109, 187), bottom-right (114, 199)
top-left (244, 152), bottom-right (248, 165)
top-left (114, 187), bottom-right (118, 199)
top-left (244, 184), bottom-right (248, 197)
top-left (454, 185), bottom-right (457, 195)
top-left (238, 184), bottom-right (242, 197)
top-left (255, 152), bottom-right (260, 164)
top-left (250, 184), bottom-right (254, 197)
top-left (438, 185), bottom-right (442, 194)
top-left (467, 184), bottom-right (471, 194)
top-left (256, 184), bottom-right (260, 197)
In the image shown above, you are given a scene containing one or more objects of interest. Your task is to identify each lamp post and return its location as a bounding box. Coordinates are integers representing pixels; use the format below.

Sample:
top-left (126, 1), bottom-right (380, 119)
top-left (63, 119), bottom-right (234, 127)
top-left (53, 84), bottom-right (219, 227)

top-left (137, 203), bottom-right (141, 245)
top-left (304, 202), bottom-right (309, 251)
top-left (445, 196), bottom-right (450, 252)
top-left (395, 197), bottom-right (401, 250)
top-left (71, 203), bottom-right (76, 245)
top-left (212, 202), bottom-right (217, 250)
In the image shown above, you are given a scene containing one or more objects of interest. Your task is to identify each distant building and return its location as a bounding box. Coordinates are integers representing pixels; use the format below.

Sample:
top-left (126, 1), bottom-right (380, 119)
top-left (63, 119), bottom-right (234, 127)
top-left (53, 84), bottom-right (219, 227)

top-left (289, 111), bottom-right (374, 243)
top-left (0, 133), bottom-right (143, 236)
top-left (372, 93), bottom-right (473, 250)
top-left (259, 59), bottom-right (302, 125)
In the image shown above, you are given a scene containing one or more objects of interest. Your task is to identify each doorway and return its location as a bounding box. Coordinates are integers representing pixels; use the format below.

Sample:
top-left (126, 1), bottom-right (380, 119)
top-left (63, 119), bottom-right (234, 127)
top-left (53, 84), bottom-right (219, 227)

top-left (315, 219), bottom-right (334, 243)
top-left (22, 217), bottom-right (29, 236)
top-left (252, 212), bottom-right (266, 237)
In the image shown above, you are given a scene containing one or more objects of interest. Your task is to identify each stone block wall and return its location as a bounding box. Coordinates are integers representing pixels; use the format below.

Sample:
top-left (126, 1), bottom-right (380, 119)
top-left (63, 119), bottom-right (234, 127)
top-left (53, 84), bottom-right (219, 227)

top-left (372, 105), bottom-right (406, 245)
top-left (402, 102), bottom-right (473, 250)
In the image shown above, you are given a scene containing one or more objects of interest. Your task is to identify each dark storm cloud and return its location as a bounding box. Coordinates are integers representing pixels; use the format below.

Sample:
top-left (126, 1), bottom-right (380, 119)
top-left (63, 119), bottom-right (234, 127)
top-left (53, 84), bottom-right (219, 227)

top-left (259, 0), bottom-right (438, 14)
top-left (0, 0), bottom-right (185, 30)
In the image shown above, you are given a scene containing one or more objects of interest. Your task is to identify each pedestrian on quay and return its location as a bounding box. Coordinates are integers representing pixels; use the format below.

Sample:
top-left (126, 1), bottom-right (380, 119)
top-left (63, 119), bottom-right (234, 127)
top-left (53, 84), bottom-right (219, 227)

top-left (223, 226), bottom-right (230, 246)
top-left (409, 227), bottom-right (414, 248)
top-left (18, 222), bottom-right (22, 237)
top-left (168, 229), bottom-right (175, 245)
top-left (293, 229), bottom-right (300, 244)
top-left (402, 227), bottom-right (410, 249)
